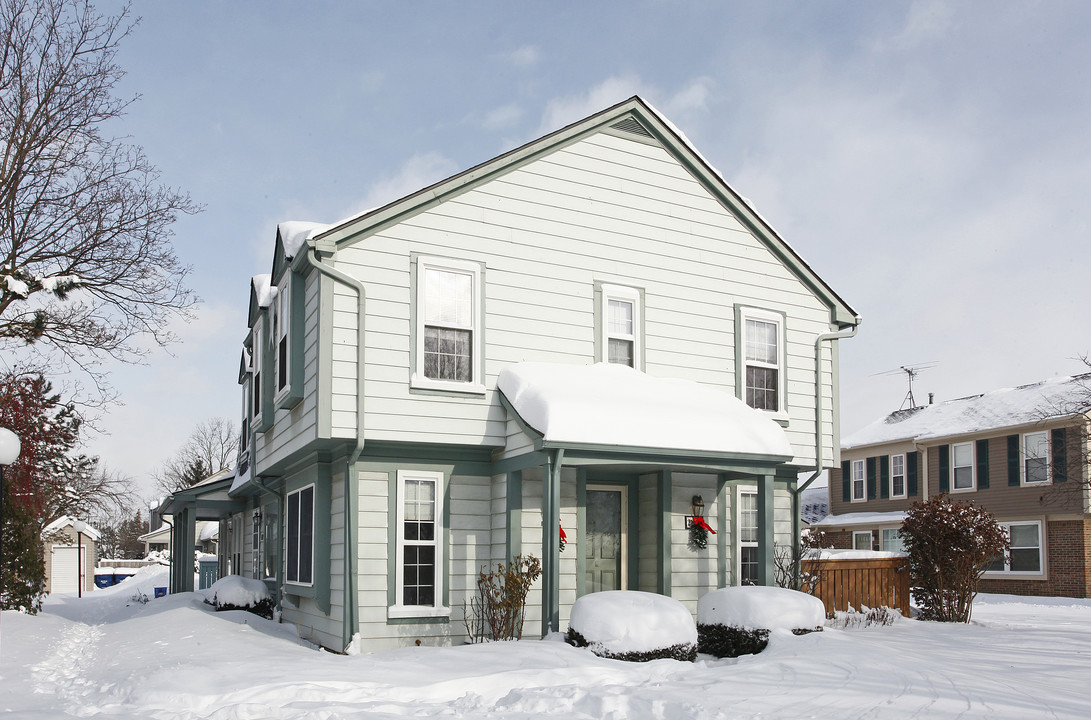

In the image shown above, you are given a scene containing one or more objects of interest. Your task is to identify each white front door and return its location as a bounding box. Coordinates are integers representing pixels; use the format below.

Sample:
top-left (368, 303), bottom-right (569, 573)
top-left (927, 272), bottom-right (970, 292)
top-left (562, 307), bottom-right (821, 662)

top-left (585, 485), bottom-right (628, 592)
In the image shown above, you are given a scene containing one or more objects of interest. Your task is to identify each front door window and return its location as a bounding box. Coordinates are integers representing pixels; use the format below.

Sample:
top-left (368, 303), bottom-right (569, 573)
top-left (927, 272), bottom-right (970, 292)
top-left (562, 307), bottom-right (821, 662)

top-left (586, 485), bottom-right (627, 592)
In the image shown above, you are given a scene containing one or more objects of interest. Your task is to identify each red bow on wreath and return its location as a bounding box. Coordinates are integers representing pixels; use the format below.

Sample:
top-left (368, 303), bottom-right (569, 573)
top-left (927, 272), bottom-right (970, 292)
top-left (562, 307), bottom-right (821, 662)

top-left (559, 525), bottom-right (568, 553)
top-left (691, 516), bottom-right (716, 534)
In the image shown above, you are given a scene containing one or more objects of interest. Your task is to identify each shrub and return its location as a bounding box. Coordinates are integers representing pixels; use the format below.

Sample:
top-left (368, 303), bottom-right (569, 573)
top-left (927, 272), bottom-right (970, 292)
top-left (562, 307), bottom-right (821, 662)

top-left (566, 590), bottom-right (698, 662)
top-left (826, 605), bottom-right (901, 629)
top-left (696, 624), bottom-right (770, 658)
top-left (464, 555), bottom-right (541, 642)
top-left (204, 575), bottom-right (274, 619)
top-left (900, 494), bottom-right (1008, 623)
top-left (696, 586), bottom-right (825, 658)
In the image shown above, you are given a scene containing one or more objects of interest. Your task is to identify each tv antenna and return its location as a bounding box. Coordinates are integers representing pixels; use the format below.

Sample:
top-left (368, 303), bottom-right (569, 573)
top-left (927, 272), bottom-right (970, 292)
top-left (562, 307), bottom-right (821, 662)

top-left (874, 363), bottom-right (937, 410)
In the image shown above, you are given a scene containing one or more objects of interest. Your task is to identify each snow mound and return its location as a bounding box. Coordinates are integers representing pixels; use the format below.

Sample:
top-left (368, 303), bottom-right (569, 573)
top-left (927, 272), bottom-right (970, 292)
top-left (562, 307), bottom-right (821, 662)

top-left (697, 587), bottom-right (825, 631)
top-left (567, 591), bottom-right (697, 661)
top-left (205, 575), bottom-right (271, 608)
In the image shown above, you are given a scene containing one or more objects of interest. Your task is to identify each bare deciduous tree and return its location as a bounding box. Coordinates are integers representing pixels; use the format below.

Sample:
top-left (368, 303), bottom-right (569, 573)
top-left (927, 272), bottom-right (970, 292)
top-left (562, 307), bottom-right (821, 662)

top-left (0, 0), bottom-right (199, 401)
top-left (153, 417), bottom-right (239, 495)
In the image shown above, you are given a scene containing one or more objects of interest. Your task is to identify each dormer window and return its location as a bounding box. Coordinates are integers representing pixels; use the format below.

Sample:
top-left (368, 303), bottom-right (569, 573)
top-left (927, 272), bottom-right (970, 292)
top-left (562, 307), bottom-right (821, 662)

top-left (251, 325), bottom-right (263, 426)
top-left (274, 279), bottom-right (290, 396)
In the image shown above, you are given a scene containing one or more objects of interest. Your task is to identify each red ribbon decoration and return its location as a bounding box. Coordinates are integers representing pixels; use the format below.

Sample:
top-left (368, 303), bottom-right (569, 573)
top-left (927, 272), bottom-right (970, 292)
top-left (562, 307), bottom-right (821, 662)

top-left (692, 516), bottom-right (716, 534)
top-left (560, 526), bottom-right (567, 542)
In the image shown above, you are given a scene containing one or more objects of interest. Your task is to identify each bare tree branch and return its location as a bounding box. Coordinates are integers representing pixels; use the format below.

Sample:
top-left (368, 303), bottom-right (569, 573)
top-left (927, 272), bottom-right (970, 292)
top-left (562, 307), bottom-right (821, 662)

top-left (153, 417), bottom-right (239, 496)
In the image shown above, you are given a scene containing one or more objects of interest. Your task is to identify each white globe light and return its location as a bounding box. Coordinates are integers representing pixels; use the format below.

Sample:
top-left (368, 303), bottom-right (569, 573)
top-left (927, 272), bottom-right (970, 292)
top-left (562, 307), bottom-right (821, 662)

top-left (0, 427), bottom-right (21, 466)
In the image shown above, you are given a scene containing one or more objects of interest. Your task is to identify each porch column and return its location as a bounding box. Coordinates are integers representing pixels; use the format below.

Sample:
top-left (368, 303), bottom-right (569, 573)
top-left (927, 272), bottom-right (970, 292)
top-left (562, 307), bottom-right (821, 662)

top-left (541, 448), bottom-right (564, 636)
top-left (172, 505), bottom-right (197, 593)
top-left (756, 472), bottom-right (775, 586)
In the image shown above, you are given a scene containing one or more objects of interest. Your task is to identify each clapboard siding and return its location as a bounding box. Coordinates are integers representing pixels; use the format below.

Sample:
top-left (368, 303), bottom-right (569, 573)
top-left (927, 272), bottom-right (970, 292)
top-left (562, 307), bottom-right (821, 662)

top-left (326, 130), bottom-right (838, 466)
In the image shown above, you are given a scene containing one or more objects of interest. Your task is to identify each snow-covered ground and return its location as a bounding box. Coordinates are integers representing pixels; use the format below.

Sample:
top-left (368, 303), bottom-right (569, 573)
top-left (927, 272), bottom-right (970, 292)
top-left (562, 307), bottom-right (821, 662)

top-left (3, 565), bottom-right (1089, 719)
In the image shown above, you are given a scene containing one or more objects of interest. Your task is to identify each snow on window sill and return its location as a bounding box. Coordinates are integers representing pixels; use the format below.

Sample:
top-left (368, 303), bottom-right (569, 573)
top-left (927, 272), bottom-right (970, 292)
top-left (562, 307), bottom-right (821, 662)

top-left (387, 604), bottom-right (451, 620)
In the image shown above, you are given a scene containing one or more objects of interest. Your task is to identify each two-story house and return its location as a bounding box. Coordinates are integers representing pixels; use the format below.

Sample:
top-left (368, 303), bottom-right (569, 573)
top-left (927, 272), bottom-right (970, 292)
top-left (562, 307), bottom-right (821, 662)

top-left (164, 96), bottom-right (860, 652)
top-left (815, 374), bottom-right (1091, 598)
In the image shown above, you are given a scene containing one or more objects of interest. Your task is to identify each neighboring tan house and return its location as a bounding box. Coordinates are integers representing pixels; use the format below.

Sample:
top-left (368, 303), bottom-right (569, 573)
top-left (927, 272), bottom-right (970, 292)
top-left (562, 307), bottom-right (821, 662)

top-left (166, 96), bottom-right (861, 652)
top-left (42, 516), bottom-right (100, 595)
top-left (815, 374), bottom-right (1091, 598)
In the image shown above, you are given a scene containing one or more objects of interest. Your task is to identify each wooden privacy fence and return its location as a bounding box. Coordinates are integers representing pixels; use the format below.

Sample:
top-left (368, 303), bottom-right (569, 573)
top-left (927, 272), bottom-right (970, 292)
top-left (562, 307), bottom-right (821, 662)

top-left (802, 556), bottom-right (911, 617)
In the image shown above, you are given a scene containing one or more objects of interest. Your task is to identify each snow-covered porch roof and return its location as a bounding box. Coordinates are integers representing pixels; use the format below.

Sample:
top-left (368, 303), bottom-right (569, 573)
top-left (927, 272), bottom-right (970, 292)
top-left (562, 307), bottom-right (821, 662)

top-left (810, 510), bottom-right (908, 529)
top-left (497, 362), bottom-right (794, 468)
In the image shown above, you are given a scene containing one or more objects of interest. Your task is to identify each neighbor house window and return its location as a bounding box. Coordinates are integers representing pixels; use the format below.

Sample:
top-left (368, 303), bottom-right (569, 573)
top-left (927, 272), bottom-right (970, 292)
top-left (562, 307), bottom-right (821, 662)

top-left (286, 485), bottom-right (314, 585)
top-left (414, 257), bottom-right (482, 390)
top-left (952, 442), bottom-right (975, 490)
top-left (274, 278), bottom-right (290, 396)
top-left (882, 528), bottom-right (905, 553)
top-left (890, 454), bottom-right (906, 498)
top-left (851, 459), bottom-right (866, 501)
top-left (600, 284), bottom-right (641, 368)
top-left (987, 521), bottom-right (1043, 574)
top-left (739, 490), bottom-right (758, 585)
top-left (1023, 431), bottom-right (1050, 484)
top-left (393, 470), bottom-right (446, 615)
top-left (739, 308), bottom-right (784, 412)
top-left (853, 530), bottom-right (873, 551)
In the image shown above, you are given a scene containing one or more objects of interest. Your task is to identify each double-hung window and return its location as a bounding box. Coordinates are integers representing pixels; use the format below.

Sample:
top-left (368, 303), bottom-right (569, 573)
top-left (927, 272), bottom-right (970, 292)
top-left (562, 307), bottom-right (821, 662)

top-left (251, 326), bottom-right (264, 428)
top-left (987, 521), bottom-right (1043, 574)
top-left (890, 454), bottom-right (906, 498)
top-left (414, 257), bottom-right (482, 391)
top-left (286, 485), bottom-right (314, 585)
top-left (952, 442), bottom-right (975, 490)
top-left (392, 470), bottom-right (446, 616)
top-left (738, 308), bottom-right (785, 413)
top-left (851, 459), bottom-right (866, 501)
top-left (274, 279), bottom-right (290, 397)
top-left (600, 284), bottom-right (641, 368)
top-left (1023, 431), bottom-right (1050, 484)
top-left (739, 489), bottom-right (758, 585)
top-left (853, 530), bottom-right (873, 551)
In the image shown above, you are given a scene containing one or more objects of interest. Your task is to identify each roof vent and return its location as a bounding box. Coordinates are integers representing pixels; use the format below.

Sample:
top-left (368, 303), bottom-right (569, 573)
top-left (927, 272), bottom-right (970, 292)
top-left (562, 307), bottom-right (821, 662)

top-left (611, 116), bottom-right (652, 138)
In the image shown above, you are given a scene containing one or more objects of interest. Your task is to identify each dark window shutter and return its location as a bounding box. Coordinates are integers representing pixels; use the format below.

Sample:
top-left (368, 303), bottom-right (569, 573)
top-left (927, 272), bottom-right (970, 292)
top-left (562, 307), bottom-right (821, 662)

top-left (880, 456), bottom-right (890, 499)
top-left (1007, 435), bottom-right (1020, 486)
top-left (939, 445), bottom-right (950, 493)
top-left (1052, 428), bottom-right (1068, 482)
top-left (842, 461), bottom-right (851, 502)
top-left (907, 452), bottom-right (919, 496)
top-left (976, 439), bottom-right (989, 489)
top-left (866, 457), bottom-right (877, 500)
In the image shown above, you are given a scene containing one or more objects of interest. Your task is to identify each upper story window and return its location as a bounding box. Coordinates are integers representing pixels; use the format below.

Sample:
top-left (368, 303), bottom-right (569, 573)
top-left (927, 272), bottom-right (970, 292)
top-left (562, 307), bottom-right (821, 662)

top-left (273, 279), bottom-right (290, 397)
top-left (738, 307), bottom-right (785, 413)
top-left (251, 325), bottom-right (264, 427)
top-left (851, 459), bottom-right (866, 501)
top-left (890, 454), bottom-right (906, 498)
top-left (952, 441), bottom-right (975, 490)
top-left (413, 257), bottom-right (483, 392)
top-left (600, 284), bottom-right (642, 368)
top-left (391, 470), bottom-right (447, 618)
top-left (1023, 431), bottom-right (1050, 484)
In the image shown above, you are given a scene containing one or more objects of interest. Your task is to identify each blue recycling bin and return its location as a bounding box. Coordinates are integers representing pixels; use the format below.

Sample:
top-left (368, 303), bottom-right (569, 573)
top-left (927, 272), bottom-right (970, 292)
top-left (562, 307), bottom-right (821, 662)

top-left (94, 572), bottom-right (116, 589)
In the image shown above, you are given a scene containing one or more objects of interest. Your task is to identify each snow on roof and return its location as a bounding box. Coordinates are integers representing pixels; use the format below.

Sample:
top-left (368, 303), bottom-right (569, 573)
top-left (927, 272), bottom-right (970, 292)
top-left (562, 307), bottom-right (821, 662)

top-left (807, 548), bottom-right (906, 560)
top-left (810, 510), bottom-right (907, 528)
top-left (277, 221), bottom-right (330, 259)
top-left (800, 484), bottom-right (829, 525)
top-left (198, 521), bottom-right (219, 542)
top-left (497, 362), bottom-right (793, 458)
top-left (844, 373), bottom-right (1091, 449)
top-left (252, 274), bottom-right (275, 308)
top-left (42, 516), bottom-right (101, 541)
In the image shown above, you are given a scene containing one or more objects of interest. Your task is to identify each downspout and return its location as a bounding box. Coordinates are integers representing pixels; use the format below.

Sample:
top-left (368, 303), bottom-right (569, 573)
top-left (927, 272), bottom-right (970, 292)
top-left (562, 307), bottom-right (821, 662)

top-left (300, 238), bottom-right (367, 653)
top-left (792, 321), bottom-right (860, 583)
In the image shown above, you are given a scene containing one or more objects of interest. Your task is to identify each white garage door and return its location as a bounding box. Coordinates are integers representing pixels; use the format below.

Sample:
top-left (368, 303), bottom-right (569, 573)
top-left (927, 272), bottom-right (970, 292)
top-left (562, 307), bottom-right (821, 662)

top-left (51, 545), bottom-right (86, 594)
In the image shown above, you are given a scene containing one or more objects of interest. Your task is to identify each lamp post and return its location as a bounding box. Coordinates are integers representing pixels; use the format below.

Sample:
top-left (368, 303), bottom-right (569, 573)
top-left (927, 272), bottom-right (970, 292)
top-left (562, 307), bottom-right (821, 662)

top-left (71, 519), bottom-right (88, 598)
top-left (0, 427), bottom-right (23, 601)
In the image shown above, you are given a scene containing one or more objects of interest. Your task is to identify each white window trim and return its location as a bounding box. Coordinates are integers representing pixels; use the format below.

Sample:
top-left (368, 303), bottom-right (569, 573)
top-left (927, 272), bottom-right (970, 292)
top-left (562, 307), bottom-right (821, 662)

top-left (737, 486), bottom-right (758, 586)
top-left (739, 307), bottom-right (787, 418)
top-left (890, 453), bottom-right (906, 498)
top-left (600, 283), bottom-right (641, 369)
top-left (1022, 431), bottom-right (1051, 486)
top-left (273, 278), bottom-right (291, 403)
top-left (985, 520), bottom-right (1045, 577)
top-left (851, 459), bottom-right (866, 502)
top-left (285, 484), bottom-right (315, 587)
top-left (389, 470), bottom-right (450, 619)
top-left (951, 441), bottom-right (976, 492)
top-left (853, 530), bottom-right (874, 551)
top-left (251, 325), bottom-right (264, 431)
top-left (411, 256), bottom-right (485, 394)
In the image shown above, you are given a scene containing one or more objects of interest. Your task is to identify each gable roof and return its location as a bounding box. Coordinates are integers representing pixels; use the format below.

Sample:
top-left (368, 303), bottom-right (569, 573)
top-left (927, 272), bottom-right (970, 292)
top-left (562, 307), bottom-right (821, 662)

top-left (42, 516), bottom-right (101, 541)
top-left (246, 274), bottom-right (274, 329)
top-left (310, 96), bottom-right (859, 328)
top-left (843, 373), bottom-right (1091, 449)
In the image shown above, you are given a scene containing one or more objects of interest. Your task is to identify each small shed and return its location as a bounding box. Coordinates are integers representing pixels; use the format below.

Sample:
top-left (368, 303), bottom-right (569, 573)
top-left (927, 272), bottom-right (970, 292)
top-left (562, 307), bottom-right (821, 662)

top-left (42, 516), bottom-right (100, 595)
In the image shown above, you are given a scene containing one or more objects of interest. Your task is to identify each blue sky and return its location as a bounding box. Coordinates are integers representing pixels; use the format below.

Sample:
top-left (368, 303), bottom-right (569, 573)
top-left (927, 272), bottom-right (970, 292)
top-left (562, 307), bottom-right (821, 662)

top-left (79, 1), bottom-right (1091, 498)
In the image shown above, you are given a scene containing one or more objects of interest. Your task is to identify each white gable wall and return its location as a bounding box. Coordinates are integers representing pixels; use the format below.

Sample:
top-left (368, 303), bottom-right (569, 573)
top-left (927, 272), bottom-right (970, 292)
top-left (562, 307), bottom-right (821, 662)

top-left (331, 129), bottom-right (839, 467)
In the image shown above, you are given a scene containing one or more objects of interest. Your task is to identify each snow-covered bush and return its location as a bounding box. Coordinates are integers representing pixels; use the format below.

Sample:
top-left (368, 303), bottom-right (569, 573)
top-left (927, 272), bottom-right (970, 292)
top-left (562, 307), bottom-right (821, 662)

top-left (204, 575), bottom-right (273, 619)
top-left (566, 591), bottom-right (698, 662)
top-left (900, 494), bottom-right (1008, 623)
top-left (696, 586), bottom-right (825, 658)
top-left (826, 605), bottom-right (901, 629)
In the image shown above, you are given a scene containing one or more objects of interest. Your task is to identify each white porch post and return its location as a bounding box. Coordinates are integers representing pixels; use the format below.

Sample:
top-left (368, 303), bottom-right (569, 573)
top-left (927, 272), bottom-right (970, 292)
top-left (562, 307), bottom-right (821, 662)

top-left (541, 448), bottom-right (564, 636)
top-left (756, 472), bottom-right (776, 586)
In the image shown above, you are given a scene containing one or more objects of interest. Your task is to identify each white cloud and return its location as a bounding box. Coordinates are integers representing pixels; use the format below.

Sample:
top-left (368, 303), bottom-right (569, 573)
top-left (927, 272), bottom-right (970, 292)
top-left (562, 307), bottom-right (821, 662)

top-left (509, 45), bottom-right (540, 67)
top-left (878, 0), bottom-right (955, 51)
top-left (346, 152), bottom-right (460, 218)
top-left (536, 75), bottom-right (651, 135)
top-left (483, 103), bottom-right (524, 130)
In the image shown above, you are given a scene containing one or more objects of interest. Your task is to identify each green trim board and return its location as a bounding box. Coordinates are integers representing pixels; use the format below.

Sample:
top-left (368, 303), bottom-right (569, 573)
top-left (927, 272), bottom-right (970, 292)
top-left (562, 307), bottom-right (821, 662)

top-left (658, 470), bottom-right (672, 596)
top-left (506, 470), bottom-right (523, 560)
